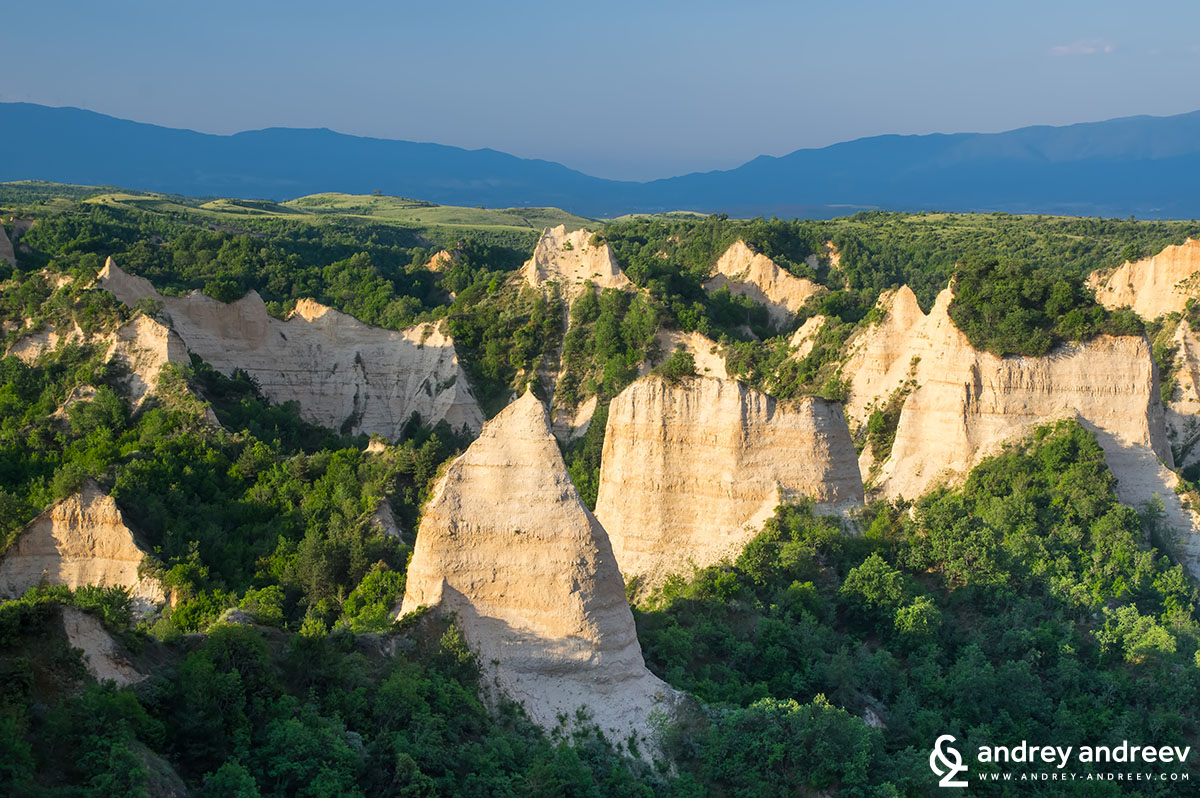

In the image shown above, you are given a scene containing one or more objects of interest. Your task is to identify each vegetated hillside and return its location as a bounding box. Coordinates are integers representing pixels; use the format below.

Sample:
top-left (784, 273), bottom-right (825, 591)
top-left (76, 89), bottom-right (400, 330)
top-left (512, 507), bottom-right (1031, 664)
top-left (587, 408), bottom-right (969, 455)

top-left (7, 102), bottom-right (1200, 217)
top-left (5, 187), bottom-right (1200, 793)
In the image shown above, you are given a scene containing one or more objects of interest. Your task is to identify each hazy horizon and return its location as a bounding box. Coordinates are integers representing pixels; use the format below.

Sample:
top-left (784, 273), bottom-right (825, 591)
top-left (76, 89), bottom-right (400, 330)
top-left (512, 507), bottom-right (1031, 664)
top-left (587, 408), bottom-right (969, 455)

top-left (8, 0), bottom-right (1200, 180)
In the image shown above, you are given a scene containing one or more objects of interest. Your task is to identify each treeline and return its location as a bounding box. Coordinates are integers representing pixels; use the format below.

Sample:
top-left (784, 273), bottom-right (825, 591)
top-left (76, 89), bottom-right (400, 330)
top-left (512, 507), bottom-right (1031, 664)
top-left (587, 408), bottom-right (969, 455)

top-left (636, 420), bottom-right (1199, 794)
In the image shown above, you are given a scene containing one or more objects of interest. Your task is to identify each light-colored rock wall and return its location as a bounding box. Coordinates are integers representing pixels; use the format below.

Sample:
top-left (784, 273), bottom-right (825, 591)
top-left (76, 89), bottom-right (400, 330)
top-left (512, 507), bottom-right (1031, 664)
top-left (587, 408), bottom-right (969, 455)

top-left (1164, 320), bottom-right (1200, 470)
top-left (638, 329), bottom-right (728, 380)
top-left (98, 258), bottom-right (483, 438)
top-left (62, 606), bottom-right (145, 686)
top-left (704, 240), bottom-right (826, 329)
top-left (6, 321), bottom-right (86, 363)
top-left (400, 392), bottom-right (674, 747)
top-left (841, 284), bottom-right (1200, 576)
top-left (595, 375), bottom-right (864, 588)
top-left (1087, 239), bottom-right (1200, 320)
top-left (521, 225), bottom-right (631, 301)
top-left (790, 314), bottom-right (828, 360)
top-left (106, 314), bottom-right (190, 409)
top-left (0, 481), bottom-right (166, 614)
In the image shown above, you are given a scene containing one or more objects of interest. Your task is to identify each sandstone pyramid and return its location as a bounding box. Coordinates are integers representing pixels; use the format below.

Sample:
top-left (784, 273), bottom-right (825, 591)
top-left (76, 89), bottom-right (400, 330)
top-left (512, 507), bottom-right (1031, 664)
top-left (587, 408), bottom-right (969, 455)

top-left (1087, 239), bottom-right (1200, 320)
top-left (0, 481), bottom-right (166, 614)
top-left (841, 284), bottom-right (1200, 576)
top-left (521, 226), bottom-right (631, 301)
top-left (98, 258), bottom-right (483, 438)
top-left (704, 240), bottom-right (826, 328)
top-left (594, 375), bottom-right (863, 588)
top-left (399, 391), bottom-right (674, 746)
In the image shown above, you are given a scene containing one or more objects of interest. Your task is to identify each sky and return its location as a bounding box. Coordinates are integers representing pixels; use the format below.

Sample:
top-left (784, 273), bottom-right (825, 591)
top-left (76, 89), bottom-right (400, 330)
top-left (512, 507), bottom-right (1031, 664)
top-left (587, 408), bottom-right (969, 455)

top-left (7, 0), bottom-right (1200, 181)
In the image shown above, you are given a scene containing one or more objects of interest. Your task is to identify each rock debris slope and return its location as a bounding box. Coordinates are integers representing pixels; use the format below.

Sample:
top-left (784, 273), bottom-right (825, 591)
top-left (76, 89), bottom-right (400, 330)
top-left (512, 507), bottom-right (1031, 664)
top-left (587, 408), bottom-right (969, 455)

top-left (0, 480), bottom-right (166, 614)
top-left (595, 375), bottom-right (863, 588)
top-left (521, 225), bottom-right (631, 301)
top-left (1087, 238), bottom-right (1200, 320)
top-left (399, 391), bottom-right (675, 746)
top-left (841, 285), bottom-right (1200, 574)
top-left (98, 257), bottom-right (483, 438)
top-left (704, 240), bottom-right (825, 328)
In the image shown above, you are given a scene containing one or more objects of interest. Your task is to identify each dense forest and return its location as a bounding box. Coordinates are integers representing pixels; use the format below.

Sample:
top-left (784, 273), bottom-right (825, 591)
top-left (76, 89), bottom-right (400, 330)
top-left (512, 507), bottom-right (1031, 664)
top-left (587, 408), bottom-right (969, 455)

top-left (3, 186), bottom-right (1200, 795)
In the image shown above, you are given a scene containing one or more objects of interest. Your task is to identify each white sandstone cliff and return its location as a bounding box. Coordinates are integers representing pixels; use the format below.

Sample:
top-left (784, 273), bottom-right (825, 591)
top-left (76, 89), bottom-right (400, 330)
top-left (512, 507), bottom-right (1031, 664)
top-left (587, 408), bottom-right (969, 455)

top-left (1087, 239), bottom-right (1200, 320)
top-left (97, 257), bottom-right (483, 438)
top-left (0, 481), bottom-right (166, 614)
top-left (521, 226), bottom-right (631, 301)
top-left (105, 314), bottom-right (190, 409)
top-left (841, 284), bottom-right (1200, 575)
top-left (399, 391), bottom-right (675, 747)
top-left (704, 240), bottom-right (826, 329)
top-left (1166, 320), bottom-right (1200, 469)
top-left (594, 375), bottom-right (863, 588)
top-left (790, 315), bottom-right (828, 360)
top-left (638, 329), bottom-right (729, 380)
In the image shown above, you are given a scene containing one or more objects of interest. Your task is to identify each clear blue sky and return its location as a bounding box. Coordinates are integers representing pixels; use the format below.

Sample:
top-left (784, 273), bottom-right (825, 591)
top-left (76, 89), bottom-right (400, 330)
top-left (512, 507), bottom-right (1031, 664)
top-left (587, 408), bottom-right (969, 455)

top-left (7, 0), bottom-right (1200, 180)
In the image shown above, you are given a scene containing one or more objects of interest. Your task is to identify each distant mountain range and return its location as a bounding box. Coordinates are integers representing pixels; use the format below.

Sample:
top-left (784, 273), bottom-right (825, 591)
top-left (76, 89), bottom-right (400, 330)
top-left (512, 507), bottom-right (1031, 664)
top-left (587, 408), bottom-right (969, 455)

top-left (3, 102), bottom-right (1199, 219)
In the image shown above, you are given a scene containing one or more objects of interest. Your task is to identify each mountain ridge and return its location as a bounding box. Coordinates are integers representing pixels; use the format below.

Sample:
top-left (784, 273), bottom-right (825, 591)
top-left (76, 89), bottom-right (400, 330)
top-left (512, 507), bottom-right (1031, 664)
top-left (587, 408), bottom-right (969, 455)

top-left (4, 101), bottom-right (1200, 218)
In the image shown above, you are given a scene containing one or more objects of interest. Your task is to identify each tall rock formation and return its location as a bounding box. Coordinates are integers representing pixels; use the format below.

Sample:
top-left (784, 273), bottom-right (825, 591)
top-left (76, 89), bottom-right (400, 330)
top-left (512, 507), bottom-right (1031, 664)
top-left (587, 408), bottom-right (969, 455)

top-left (0, 481), bottom-right (166, 614)
top-left (841, 284), bottom-right (1200, 575)
top-left (1086, 242), bottom-right (1200, 471)
top-left (704, 240), bottom-right (826, 329)
top-left (1087, 239), bottom-right (1200, 320)
top-left (521, 225), bottom-right (631, 301)
top-left (1165, 320), bottom-right (1200, 469)
top-left (595, 375), bottom-right (863, 588)
top-left (97, 258), bottom-right (483, 438)
top-left (399, 392), bottom-right (674, 747)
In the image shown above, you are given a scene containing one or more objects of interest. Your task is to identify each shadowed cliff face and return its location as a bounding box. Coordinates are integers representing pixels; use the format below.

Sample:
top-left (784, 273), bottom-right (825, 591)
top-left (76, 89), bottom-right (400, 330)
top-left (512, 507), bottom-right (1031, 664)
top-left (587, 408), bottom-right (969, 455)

top-left (842, 284), bottom-right (1200, 577)
top-left (399, 392), bottom-right (675, 748)
top-left (98, 258), bottom-right (483, 439)
top-left (595, 375), bottom-right (864, 589)
top-left (0, 481), bottom-right (166, 615)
